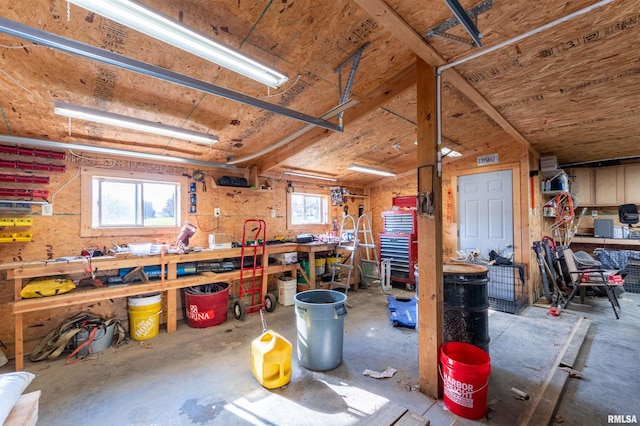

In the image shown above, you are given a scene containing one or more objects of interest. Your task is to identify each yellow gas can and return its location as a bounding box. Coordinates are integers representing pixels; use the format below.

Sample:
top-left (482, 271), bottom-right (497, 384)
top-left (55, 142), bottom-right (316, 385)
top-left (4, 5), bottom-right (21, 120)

top-left (251, 330), bottom-right (292, 389)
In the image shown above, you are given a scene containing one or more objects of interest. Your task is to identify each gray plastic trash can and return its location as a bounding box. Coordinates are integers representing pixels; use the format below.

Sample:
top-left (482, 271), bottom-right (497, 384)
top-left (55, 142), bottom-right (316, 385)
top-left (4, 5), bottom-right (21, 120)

top-left (294, 290), bottom-right (348, 371)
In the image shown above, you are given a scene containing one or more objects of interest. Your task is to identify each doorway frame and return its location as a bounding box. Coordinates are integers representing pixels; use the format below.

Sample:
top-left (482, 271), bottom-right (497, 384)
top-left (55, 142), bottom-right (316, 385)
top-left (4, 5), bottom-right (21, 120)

top-left (452, 162), bottom-right (524, 264)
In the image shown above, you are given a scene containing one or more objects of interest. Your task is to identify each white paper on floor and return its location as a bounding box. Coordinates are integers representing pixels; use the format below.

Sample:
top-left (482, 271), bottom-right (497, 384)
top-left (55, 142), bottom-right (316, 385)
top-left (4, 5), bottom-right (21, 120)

top-left (362, 367), bottom-right (397, 379)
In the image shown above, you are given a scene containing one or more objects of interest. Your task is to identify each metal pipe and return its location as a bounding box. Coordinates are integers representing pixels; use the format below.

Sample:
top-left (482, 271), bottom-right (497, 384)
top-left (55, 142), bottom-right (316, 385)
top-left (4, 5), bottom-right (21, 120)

top-left (226, 99), bottom-right (358, 165)
top-left (0, 18), bottom-right (342, 133)
top-left (0, 135), bottom-right (237, 169)
top-left (434, 0), bottom-right (616, 172)
top-left (439, 0), bottom-right (615, 72)
top-left (436, 70), bottom-right (442, 177)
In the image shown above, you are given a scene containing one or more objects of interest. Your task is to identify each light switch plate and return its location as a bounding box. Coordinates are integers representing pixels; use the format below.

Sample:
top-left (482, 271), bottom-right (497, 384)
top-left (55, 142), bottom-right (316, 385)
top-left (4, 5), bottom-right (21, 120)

top-left (271, 209), bottom-right (276, 217)
top-left (42, 204), bottom-right (53, 216)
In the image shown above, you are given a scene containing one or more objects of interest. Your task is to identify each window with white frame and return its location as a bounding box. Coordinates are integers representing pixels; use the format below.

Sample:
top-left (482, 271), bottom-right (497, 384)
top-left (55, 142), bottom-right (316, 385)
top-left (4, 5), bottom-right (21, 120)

top-left (289, 192), bottom-right (329, 226)
top-left (81, 168), bottom-right (185, 237)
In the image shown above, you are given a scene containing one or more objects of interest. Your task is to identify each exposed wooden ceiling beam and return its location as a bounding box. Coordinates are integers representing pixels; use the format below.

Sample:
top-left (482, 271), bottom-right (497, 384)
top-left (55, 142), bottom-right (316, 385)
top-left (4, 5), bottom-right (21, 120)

top-left (254, 62), bottom-right (418, 172)
top-left (353, 0), bottom-right (533, 150)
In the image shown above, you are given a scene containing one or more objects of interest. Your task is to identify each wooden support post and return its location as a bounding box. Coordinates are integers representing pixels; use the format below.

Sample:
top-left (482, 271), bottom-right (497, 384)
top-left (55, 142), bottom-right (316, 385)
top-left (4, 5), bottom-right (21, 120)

top-left (248, 166), bottom-right (259, 189)
top-left (166, 263), bottom-right (178, 333)
top-left (416, 58), bottom-right (443, 399)
top-left (13, 277), bottom-right (24, 370)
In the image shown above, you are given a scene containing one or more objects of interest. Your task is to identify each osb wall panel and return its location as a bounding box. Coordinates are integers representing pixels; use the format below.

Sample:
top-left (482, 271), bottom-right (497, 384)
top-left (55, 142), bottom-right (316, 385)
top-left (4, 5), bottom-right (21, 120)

top-left (0, 154), bottom-right (355, 352)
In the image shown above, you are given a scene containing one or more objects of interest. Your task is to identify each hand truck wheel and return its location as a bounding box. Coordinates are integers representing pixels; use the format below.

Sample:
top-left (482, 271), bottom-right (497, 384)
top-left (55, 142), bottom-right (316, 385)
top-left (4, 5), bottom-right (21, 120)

top-left (233, 299), bottom-right (247, 321)
top-left (264, 293), bottom-right (277, 312)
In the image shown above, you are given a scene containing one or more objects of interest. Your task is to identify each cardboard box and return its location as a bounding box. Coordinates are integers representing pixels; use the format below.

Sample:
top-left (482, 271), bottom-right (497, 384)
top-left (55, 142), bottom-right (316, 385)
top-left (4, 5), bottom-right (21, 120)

top-left (210, 234), bottom-right (233, 250)
top-left (271, 252), bottom-right (297, 265)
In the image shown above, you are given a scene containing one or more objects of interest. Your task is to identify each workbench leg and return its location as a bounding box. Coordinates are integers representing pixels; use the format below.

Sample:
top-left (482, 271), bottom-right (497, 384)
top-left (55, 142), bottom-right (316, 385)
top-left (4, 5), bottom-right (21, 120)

top-left (166, 289), bottom-right (177, 333)
top-left (14, 313), bottom-right (23, 371)
top-left (308, 252), bottom-right (316, 289)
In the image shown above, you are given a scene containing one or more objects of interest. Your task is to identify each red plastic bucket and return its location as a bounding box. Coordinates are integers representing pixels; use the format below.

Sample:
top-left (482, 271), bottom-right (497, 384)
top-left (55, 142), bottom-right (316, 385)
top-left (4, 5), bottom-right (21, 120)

top-left (440, 342), bottom-right (491, 420)
top-left (184, 283), bottom-right (229, 328)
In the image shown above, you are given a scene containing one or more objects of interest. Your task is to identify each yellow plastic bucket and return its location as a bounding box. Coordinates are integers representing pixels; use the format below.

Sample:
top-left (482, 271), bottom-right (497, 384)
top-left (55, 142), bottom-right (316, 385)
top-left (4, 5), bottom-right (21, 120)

top-left (128, 293), bottom-right (162, 341)
top-left (326, 257), bottom-right (343, 277)
top-left (314, 257), bottom-right (326, 277)
top-left (251, 330), bottom-right (292, 389)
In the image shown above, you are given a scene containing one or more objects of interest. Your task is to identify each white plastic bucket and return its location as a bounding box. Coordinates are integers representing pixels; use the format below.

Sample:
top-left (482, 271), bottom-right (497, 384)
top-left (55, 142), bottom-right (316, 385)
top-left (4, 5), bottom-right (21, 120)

top-left (278, 277), bottom-right (297, 306)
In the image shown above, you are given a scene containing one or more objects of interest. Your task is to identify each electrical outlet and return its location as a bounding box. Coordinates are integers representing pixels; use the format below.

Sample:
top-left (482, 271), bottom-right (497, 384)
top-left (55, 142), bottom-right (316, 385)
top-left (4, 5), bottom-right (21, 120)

top-left (592, 210), bottom-right (598, 217)
top-left (271, 209), bottom-right (276, 218)
top-left (42, 204), bottom-right (53, 216)
top-left (214, 207), bottom-right (220, 217)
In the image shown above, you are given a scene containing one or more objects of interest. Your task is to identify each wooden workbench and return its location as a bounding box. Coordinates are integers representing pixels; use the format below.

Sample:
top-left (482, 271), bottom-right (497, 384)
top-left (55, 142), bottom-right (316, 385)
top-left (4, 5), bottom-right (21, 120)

top-left (296, 241), bottom-right (338, 283)
top-left (3, 243), bottom-right (307, 370)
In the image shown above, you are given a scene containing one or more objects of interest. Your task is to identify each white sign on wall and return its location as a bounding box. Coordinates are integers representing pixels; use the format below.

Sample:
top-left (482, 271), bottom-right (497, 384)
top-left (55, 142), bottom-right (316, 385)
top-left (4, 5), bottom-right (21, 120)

top-left (477, 153), bottom-right (499, 166)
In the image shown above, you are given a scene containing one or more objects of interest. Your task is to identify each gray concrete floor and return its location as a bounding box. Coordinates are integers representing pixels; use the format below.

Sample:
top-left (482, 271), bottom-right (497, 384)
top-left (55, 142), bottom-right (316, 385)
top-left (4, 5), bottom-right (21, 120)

top-left (2, 286), bottom-right (639, 425)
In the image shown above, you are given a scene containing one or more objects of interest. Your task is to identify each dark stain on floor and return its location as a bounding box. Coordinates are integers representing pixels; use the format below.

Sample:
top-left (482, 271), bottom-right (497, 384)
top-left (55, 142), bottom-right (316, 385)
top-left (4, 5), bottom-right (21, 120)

top-left (180, 398), bottom-right (225, 424)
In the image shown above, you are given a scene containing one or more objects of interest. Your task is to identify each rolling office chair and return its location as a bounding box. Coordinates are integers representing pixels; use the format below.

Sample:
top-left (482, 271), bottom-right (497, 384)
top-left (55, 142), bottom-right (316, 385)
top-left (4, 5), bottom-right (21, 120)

top-left (619, 204), bottom-right (639, 225)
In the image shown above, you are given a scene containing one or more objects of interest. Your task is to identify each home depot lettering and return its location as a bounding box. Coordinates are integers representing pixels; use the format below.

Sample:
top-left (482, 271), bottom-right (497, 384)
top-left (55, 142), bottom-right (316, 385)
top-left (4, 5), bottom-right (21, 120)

top-left (135, 317), bottom-right (157, 338)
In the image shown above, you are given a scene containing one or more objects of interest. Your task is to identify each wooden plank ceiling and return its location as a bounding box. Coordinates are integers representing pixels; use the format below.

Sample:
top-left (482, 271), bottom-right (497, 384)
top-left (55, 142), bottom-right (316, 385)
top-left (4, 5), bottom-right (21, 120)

top-left (0, 0), bottom-right (638, 186)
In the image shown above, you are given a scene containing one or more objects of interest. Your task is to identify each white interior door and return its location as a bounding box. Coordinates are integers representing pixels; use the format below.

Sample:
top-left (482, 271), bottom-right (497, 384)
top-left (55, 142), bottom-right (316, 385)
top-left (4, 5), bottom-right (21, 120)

top-left (458, 170), bottom-right (513, 259)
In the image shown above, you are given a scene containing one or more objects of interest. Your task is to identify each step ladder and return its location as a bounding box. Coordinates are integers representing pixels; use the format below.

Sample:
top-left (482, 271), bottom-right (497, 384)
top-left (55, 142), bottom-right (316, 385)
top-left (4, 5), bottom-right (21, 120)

top-left (355, 214), bottom-right (380, 289)
top-left (329, 214), bottom-right (356, 293)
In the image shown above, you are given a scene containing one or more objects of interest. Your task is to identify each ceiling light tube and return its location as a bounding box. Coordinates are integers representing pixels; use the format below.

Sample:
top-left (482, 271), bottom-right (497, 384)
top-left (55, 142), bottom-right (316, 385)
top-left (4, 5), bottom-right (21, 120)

top-left (347, 163), bottom-right (396, 177)
top-left (283, 171), bottom-right (337, 182)
top-left (54, 101), bottom-right (218, 144)
top-left (67, 0), bottom-right (288, 88)
top-left (0, 135), bottom-right (235, 169)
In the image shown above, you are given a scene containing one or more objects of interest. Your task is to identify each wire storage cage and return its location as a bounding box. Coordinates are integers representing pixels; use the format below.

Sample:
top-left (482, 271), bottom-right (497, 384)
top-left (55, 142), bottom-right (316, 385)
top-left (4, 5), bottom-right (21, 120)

top-left (595, 248), bottom-right (640, 293)
top-left (463, 259), bottom-right (528, 314)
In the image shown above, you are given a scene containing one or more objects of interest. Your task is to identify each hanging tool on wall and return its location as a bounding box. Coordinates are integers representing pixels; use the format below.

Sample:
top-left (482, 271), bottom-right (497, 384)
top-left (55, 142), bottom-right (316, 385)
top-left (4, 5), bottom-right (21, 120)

top-left (193, 170), bottom-right (206, 192)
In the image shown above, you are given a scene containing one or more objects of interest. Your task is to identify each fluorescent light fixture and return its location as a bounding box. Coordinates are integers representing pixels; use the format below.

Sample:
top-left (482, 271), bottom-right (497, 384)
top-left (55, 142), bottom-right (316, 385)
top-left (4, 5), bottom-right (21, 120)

top-left (442, 147), bottom-right (462, 157)
top-left (283, 171), bottom-right (337, 182)
top-left (67, 0), bottom-right (288, 88)
top-left (54, 101), bottom-right (219, 144)
top-left (348, 163), bottom-right (396, 177)
top-left (414, 140), bottom-right (462, 157)
top-left (444, 0), bottom-right (483, 47)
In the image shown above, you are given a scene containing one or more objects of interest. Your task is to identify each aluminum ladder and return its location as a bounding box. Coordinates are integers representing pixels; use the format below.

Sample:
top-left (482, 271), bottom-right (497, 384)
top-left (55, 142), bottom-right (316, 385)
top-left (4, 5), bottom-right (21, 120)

top-left (355, 214), bottom-right (380, 289)
top-left (329, 214), bottom-right (356, 293)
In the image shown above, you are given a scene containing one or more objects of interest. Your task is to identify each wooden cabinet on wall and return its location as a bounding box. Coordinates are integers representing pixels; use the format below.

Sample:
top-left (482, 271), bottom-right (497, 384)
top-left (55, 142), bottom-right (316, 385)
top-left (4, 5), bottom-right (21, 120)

top-left (623, 164), bottom-right (640, 204)
top-left (594, 166), bottom-right (624, 206)
top-left (570, 165), bottom-right (640, 206)
top-left (569, 168), bottom-right (594, 206)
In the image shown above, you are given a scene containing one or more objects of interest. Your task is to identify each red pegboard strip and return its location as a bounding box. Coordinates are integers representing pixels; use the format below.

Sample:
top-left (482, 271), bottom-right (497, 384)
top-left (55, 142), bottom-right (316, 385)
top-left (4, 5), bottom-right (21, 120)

top-left (0, 160), bottom-right (65, 172)
top-left (0, 188), bottom-right (49, 198)
top-left (0, 144), bottom-right (66, 160)
top-left (0, 174), bottom-right (50, 184)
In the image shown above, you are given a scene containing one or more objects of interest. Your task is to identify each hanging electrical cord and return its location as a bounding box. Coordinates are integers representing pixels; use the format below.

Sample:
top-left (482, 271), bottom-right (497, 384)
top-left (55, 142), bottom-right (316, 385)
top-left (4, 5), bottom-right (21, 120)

top-left (50, 166), bottom-right (80, 208)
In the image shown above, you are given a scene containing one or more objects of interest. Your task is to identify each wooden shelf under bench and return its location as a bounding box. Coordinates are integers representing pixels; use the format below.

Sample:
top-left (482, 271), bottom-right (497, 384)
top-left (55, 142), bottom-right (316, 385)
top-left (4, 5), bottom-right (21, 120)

top-left (3, 242), bottom-right (309, 370)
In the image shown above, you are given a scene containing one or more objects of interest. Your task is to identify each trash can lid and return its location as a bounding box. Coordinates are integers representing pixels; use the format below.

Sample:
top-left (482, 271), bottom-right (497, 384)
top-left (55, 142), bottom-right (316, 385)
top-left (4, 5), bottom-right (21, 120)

top-left (443, 263), bottom-right (488, 275)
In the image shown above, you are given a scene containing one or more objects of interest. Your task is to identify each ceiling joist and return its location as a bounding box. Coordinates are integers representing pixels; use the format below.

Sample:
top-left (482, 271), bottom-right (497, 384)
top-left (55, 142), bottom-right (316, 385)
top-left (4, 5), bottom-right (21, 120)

top-left (255, 62), bottom-right (418, 172)
top-left (353, 0), bottom-right (532, 151)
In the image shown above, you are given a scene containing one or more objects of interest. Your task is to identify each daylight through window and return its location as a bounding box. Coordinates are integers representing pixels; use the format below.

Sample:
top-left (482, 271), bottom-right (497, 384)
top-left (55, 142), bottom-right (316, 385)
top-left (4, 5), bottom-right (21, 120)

top-left (290, 192), bottom-right (328, 225)
top-left (92, 177), bottom-right (180, 228)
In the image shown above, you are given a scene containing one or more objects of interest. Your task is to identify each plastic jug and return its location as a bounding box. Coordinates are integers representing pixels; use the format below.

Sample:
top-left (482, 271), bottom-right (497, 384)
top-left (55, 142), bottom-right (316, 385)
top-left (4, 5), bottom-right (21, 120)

top-left (251, 330), bottom-right (292, 389)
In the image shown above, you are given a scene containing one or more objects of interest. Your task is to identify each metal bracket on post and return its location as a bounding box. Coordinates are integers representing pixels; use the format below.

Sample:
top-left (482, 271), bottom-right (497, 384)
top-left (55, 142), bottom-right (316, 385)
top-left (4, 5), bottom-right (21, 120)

top-left (425, 0), bottom-right (492, 47)
top-left (334, 42), bottom-right (370, 128)
top-left (417, 165), bottom-right (435, 217)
